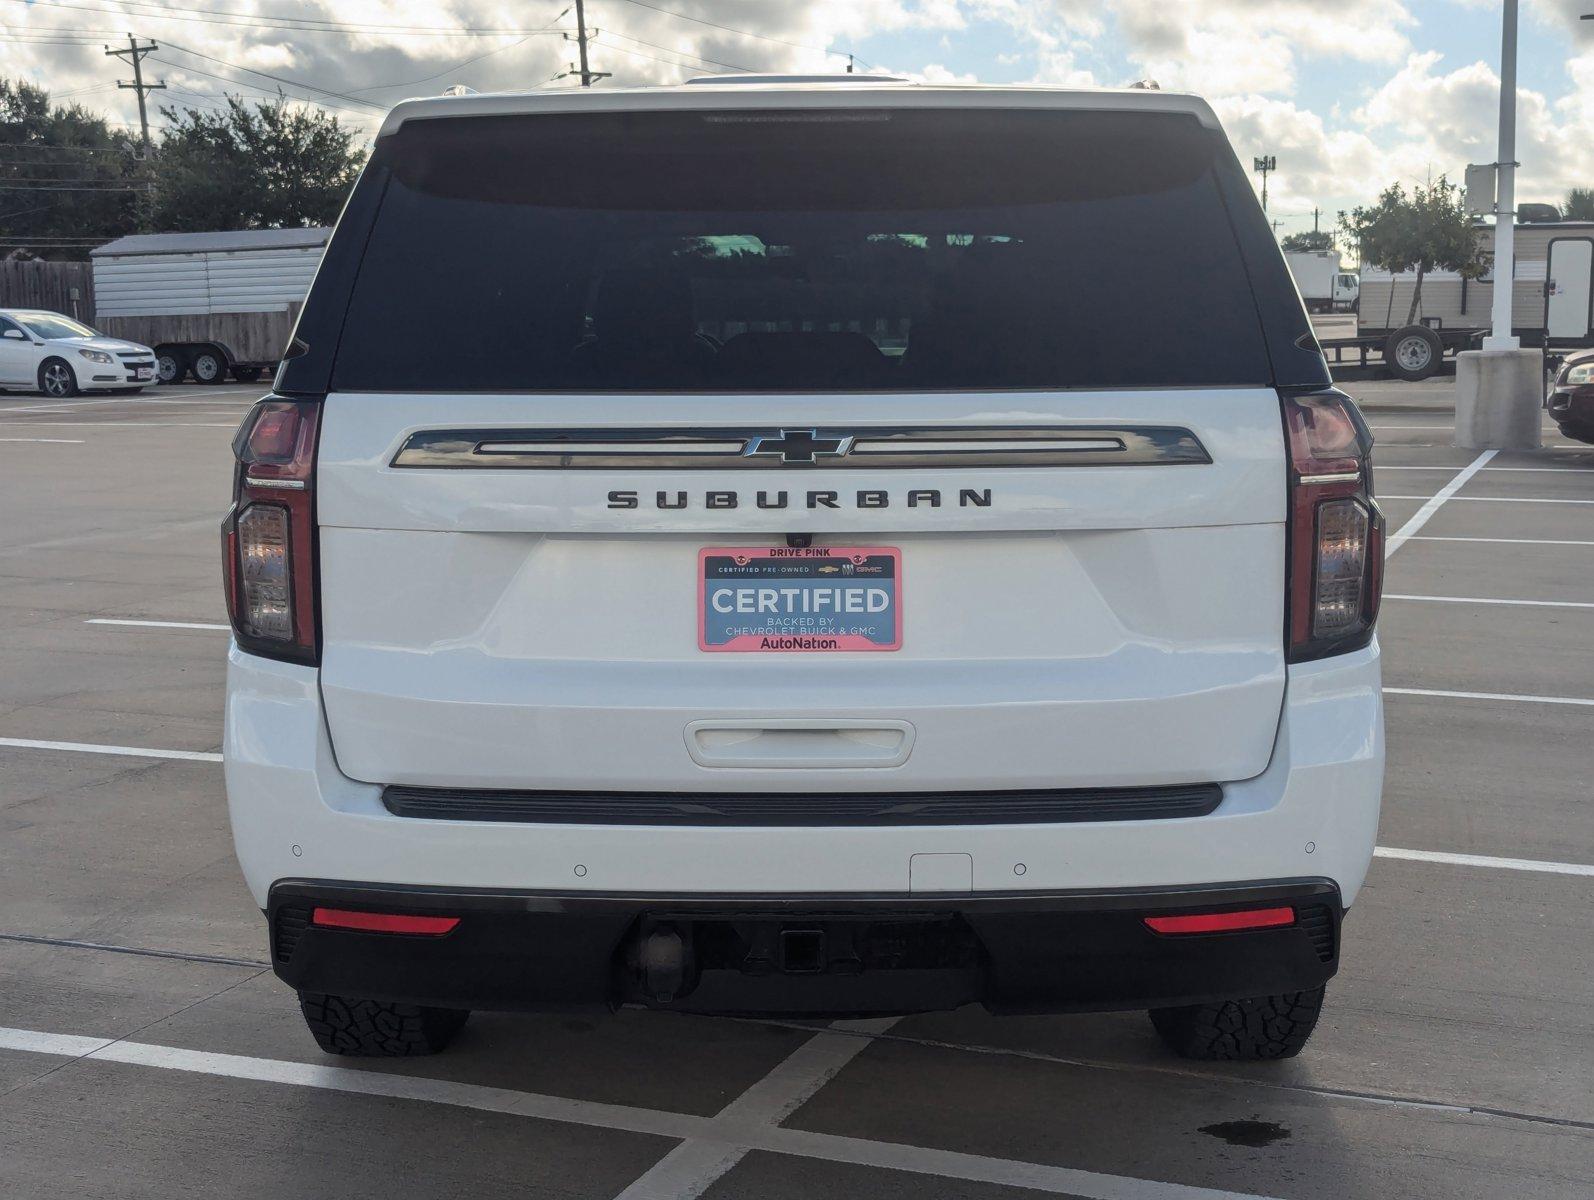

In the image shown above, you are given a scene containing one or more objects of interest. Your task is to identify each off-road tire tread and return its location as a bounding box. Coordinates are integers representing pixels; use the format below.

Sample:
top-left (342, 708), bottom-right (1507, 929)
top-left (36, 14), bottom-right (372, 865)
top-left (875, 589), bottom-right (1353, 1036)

top-left (298, 991), bottom-right (469, 1057)
top-left (1149, 986), bottom-right (1325, 1061)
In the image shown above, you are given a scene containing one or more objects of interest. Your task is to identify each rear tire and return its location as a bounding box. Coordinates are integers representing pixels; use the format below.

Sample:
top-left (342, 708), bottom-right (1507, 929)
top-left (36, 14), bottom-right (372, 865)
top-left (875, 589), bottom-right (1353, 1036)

top-left (190, 345), bottom-right (228, 384)
top-left (156, 349), bottom-right (187, 384)
top-left (1383, 325), bottom-right (1442, 381)
top-left (298, 990), bottom-right (470, 1057)
top-left (38, 357), bottom-right (79, 398)
top-left (1149, 985), bottom-right (1325, 1061)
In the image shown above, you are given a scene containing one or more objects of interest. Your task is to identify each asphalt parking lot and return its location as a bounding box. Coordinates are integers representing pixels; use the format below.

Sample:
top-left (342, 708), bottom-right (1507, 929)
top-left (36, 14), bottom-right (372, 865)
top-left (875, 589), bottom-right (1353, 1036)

top-left (0, 379), bottom-right (1590, 1200)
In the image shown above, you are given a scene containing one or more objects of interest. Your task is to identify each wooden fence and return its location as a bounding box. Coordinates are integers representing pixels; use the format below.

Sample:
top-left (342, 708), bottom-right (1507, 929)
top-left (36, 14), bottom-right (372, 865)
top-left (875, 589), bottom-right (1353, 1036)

top-left (0, 260), bottom-right (96, 325)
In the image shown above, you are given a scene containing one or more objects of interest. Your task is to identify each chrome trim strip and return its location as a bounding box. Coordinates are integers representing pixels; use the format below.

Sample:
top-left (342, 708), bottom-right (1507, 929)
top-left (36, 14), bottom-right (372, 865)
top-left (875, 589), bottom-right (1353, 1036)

top-left (391, 426), bottom-right (1211, 470)
top-left (853, 438), bottom-right (1126, 455)
top-left (476, 440), bottom-right (747, 456)
top-left (1296, 471), bottom-right (1362, 485)
top-left (244, 476), bottom-right (307, 490)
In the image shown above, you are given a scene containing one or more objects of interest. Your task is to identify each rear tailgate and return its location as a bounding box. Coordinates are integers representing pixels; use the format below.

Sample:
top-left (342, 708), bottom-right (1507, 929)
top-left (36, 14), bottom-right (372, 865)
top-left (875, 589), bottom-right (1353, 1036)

top-left (315, 389), bottom-right (1286, 790)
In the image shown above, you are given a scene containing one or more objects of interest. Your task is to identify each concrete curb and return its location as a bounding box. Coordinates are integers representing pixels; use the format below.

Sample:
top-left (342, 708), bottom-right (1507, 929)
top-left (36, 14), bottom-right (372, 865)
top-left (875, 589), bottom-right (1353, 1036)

top-left (1356, 402), bottom-right (1456, 414)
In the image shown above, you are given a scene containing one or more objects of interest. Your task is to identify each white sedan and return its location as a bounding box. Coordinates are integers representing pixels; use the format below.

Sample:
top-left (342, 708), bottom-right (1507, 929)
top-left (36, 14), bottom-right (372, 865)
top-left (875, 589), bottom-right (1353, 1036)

top-left (0, 309), bottom-right (157, 398)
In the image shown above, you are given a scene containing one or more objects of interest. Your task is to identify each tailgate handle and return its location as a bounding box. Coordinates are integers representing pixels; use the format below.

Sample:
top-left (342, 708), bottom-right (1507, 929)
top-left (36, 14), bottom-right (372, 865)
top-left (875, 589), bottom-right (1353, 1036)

top-left (686, 719), bottom-right (914, 769)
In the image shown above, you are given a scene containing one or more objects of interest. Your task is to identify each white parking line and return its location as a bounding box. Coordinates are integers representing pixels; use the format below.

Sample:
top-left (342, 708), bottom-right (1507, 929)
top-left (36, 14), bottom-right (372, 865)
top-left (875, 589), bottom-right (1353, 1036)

top-left (0, 393), bottom-right (260, 414)
top-left (614, 1017), bottom-right (898, 1200)
top-left (1385, 594), bottom-right (1594, 610)
top-left (0, 1025), bottom-right (1283, 1200)
top-left (85, 618), bottom-right (229, 631)
top-left (0, 437), bottom-right (84, 443)
top-left (0, 421), bottom-right (239, 429)
top-left (1379, 465), bottom-right (1594, 473)
top-left (1384, 450), bottom-right (1494, 555)
top-left (1384, 494), bottom-right (1594, 505)
top-left (1406, 535), bottom-right (1594, 547)
top-left (1374, 847), bottom-right (1594, 878)
top-left (1385, 686), bottom-right (1594, 707)
top-left (0, 737), bottom-right (221, 763)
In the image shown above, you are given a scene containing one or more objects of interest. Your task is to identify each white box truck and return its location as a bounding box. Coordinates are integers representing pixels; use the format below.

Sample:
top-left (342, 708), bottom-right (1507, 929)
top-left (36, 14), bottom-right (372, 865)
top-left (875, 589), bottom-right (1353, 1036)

top-left (1284, 250), bottom-right (1358, 313)
top-left (91, 227), bottom-right (328, 384)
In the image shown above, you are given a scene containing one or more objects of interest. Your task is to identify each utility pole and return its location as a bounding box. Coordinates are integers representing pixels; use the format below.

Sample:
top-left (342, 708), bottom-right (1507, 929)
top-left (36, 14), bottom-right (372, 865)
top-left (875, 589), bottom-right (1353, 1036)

top-left (1312, 206), bottom-right (1320, 234)
top-left (1485, 0), bottom-right (1519, 350)
top-left (568, 0), bottom-right (610, 87)
top-left (847, 53), bottom-right (854, 74)
top-left (1253, 155), bottom-right (1276, 213)
top-left (106, 34), bottom-right (164, 154)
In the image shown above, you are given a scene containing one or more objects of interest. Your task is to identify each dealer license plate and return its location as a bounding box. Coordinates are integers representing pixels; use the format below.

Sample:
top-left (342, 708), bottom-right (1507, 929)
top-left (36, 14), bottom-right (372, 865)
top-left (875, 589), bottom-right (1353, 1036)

top-left (699, 546), bottom-right (902, 652)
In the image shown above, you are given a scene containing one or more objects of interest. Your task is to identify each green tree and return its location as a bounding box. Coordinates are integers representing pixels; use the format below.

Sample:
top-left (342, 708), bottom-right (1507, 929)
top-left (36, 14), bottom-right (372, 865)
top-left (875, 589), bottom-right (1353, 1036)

top-left (1565, 187), bottom-right (1594, 221)
top-left (0, 78), bottom-right (144, 259)
top-left (1340, 177), bottom-right (1485, 325)
top-left (153, 94), bottom-right (365, 231)
top-left (1280, 230), bottom-right (1334, 253)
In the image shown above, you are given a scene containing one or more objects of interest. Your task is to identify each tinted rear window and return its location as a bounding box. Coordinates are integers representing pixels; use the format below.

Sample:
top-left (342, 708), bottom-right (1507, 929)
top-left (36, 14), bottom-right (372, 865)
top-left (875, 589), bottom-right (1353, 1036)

top-left (331, 108), bottom-right (1270, 393)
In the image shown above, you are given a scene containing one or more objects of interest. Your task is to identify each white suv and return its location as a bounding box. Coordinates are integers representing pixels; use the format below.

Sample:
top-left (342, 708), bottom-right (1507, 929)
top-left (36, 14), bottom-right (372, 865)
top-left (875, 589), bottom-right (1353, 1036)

top-left (222, 79), bottom-right (1384, 1061)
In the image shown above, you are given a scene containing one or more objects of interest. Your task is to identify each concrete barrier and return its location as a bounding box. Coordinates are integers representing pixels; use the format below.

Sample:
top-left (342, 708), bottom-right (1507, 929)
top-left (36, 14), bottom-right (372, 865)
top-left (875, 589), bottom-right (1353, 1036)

top-left (1454, 349), bottom-right (1543, 450)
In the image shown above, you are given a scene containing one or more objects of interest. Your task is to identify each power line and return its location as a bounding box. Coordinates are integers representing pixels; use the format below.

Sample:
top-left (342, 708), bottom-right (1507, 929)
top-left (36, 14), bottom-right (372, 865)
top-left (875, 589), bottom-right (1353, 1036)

top-left (6, 0), bottom-right (572, 38)
top-left (0, 143), bottom-right (141, 155)
top-left (157, 41), bottom-right (385, 110)
top-left (595, 38), bottom-right (736, 78)
top-left (599, 29), bottom-right (755, 73)
top-left (347, 7), bottom-right (571, 94)
top-left (609, 0), bottom-right (868, 66)
top-left (149, 57), bottom-right (381, 121)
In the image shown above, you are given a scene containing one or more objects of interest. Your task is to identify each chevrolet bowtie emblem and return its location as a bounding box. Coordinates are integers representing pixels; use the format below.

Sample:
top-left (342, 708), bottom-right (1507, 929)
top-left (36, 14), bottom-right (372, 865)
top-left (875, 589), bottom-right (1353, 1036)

top-left (742, 429), bottom-right (855, 465)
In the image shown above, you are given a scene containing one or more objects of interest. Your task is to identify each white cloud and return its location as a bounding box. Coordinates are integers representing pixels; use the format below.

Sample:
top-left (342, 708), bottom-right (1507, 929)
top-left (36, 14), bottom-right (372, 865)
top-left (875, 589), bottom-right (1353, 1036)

top-left (6, 0), bottom-right (1593, 242)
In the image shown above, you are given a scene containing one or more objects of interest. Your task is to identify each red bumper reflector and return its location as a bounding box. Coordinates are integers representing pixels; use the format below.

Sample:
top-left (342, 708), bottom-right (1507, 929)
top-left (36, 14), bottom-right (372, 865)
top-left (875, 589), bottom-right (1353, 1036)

top-left (311, 908), bottom-right (460, 935)
top-left (1144, 907), bottom-right (1294, 935)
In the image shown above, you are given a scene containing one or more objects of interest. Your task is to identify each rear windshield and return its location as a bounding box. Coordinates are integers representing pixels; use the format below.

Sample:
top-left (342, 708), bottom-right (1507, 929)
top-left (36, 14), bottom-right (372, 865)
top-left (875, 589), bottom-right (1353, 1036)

top-left (331, 108), bottom-right (1270, 392)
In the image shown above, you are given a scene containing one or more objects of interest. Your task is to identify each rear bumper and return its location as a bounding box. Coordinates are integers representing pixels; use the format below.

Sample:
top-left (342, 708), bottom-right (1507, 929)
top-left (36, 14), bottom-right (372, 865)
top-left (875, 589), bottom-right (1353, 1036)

top-left (225, 640), bottom-right (1384, 904)
top-left (267, 878), bottom-right (1342, 1016)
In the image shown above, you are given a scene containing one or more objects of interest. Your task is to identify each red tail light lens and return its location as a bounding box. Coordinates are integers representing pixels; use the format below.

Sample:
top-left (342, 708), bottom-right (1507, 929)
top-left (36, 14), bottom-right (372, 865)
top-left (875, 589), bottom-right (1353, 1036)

top-left (222, 399), bottom-right (321, 664)
top-left (1283, 390), bottom-right (1384, 662)
top-left (311, 908), bottom-right (460, 935)
top-left (1145, 907), bottom-right (1295, 935)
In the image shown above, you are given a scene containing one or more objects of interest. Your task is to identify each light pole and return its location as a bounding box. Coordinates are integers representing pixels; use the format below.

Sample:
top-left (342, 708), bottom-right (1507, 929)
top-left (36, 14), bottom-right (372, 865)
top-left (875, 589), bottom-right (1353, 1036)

top-left (1484, 0), bottom-right (1519, 350)
top-left (1454, 0), bottom-right (1540, 451)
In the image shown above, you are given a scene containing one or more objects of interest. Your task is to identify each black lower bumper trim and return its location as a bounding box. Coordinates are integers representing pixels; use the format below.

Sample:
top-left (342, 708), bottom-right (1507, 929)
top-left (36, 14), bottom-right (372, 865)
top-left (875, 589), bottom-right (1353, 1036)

top-left (380, 782), bottom-right (1223, 826)
top-left (267, 878), bottom-right (1342, 1018)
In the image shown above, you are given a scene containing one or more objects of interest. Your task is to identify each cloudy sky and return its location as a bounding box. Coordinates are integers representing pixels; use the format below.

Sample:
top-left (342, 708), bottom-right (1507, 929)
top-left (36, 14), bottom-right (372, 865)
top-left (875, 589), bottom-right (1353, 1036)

top-left (7, 0), bottom-right (1593, 238)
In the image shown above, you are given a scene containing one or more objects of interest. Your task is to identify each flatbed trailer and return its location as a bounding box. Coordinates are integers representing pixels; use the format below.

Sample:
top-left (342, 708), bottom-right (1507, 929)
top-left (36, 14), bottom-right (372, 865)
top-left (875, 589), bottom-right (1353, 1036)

top-left (1317, 321), bottom-right (1486, 382)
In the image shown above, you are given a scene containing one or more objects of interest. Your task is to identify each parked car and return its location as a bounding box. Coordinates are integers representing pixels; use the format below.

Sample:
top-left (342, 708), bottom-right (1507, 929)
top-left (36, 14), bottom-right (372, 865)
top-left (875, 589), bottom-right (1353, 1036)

top-left (0, 308), bottom-right (156, 397)
top-left (1547, 349), bottom-right (1594, 444)
top-left (222, 78), bottom-right (1385, 1063)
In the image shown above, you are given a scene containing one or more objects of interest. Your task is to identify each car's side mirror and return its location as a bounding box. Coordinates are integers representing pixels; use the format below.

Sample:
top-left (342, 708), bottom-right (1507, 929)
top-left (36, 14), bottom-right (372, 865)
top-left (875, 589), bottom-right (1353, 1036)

top-left (1, 329), bottom-right (24, 340)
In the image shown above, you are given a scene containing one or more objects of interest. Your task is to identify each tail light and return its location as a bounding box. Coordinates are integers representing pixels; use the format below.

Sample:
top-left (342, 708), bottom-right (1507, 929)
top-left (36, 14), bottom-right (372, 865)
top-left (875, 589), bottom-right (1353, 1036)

top-left (222, 398), bottom-right (322, 664)
top-left (1145, 907), bottom-right (1295, 935)
top-left (1282, 389), bottom-right (1384, 662)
